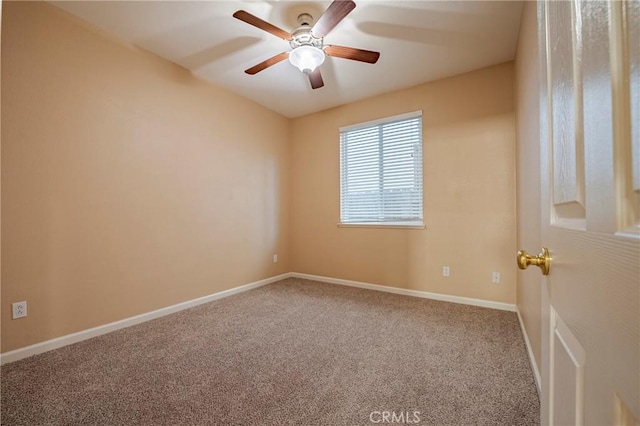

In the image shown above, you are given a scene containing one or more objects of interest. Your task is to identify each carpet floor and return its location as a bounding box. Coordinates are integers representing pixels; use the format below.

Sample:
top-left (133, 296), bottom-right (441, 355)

top-left (1, 278), bottom-right (540, 425)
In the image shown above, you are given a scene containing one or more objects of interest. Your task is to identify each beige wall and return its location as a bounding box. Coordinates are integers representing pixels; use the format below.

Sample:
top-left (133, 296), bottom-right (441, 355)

top-left (291, 62), bottom-right (517, 304)
top-left (515, 2), bottom-right (542, 370)
top-left (1, 2), bottom-right (291, 352)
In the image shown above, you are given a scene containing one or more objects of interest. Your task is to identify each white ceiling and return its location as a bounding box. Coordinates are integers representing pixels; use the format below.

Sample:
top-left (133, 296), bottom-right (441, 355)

top-left (51, 1), bottom-right (524, 118)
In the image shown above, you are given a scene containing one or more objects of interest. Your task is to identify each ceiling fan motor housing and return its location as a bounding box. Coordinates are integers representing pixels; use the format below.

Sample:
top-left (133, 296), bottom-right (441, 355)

top-left (290, 13), bottom-right (323, 50)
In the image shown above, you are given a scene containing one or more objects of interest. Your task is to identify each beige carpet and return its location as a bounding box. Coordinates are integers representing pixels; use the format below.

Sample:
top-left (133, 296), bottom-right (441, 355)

top-left (1, 278), bottom-right (539, 425)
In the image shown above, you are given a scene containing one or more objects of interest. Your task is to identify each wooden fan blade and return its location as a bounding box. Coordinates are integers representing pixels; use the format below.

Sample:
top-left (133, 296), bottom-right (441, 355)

top-left (311, 0), bottom-right (356, 38)
top-left (325, 45), bottom-right (380, 64)
top-left (233, 10), bottom-right (292, 41)
top-left (308, 68), bottom-right (324, 89)
top-left (245, 52), bottom-right (289, 75)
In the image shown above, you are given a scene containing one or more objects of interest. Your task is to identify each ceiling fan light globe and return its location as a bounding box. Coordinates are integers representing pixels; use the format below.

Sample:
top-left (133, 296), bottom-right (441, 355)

top-left (288, 46), bottom-right (325, 74)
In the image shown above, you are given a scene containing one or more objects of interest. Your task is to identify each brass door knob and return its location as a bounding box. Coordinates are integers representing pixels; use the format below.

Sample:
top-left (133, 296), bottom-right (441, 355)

top-left (517, 247), bottom-right (551, 275)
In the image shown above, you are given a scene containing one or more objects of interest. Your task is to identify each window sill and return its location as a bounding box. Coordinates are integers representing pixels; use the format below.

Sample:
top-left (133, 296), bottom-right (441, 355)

top-left (338, 222), bottom-right (426, 230)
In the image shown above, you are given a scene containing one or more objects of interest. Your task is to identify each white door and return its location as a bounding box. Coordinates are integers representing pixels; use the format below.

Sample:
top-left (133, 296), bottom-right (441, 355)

top-left (535, 0), bottom-right (640, 424)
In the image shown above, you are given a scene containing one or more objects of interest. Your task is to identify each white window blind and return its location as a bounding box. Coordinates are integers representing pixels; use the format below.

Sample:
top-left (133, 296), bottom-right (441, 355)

top-left (340, 111), bottom-right (423, 226)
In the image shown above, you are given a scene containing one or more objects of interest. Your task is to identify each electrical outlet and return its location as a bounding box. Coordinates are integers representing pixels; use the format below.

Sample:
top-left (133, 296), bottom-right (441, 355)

top-left (492, 272), bottom-right (501, 284)
top-left (442, 266), bottom-right (450, 277)
top-left (12, 301), bottom-right (27, 319)
top-left (273, 254), bottom-right (278, 263)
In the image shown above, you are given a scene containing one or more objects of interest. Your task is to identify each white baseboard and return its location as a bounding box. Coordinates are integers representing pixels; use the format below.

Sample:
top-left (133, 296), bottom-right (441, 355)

top-left (291, 272), bottom-right (516, 312)
top-left (1, 272), bottom-right (519, 365)
top-left (0, 273), bottom-right (292, 365)
top-left (516, 306), bottom-right (542, 392)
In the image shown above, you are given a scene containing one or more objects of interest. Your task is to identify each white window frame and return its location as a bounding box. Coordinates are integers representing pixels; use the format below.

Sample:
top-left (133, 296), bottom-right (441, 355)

top-left (339, 110), bottom-right (424, 228)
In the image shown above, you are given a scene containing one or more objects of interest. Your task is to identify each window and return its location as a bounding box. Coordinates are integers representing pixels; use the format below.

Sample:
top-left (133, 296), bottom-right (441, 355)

top-left (340, 111), bottom-right (423, 227)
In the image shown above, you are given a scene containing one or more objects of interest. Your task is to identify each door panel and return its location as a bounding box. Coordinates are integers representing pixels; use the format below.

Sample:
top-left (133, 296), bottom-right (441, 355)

top-left (539, 1), bottom-right (640, 424)
top-left (628, 1), bottom-right (640, 195)
top-left (551, 307), bottom-right (585, 426)
top-left (581, 0), bottom-right (617, 233)
top-left (616, 0), bottom-right (640, 235)
top-left (548, 0), bottom-right (586, 226)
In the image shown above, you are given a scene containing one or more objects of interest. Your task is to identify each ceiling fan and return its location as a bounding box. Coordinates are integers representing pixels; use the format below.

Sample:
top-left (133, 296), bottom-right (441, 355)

top-left (233, 0), bottom-right (380, 89)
